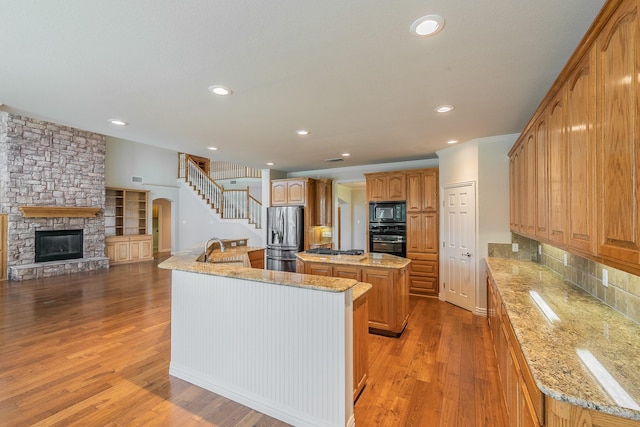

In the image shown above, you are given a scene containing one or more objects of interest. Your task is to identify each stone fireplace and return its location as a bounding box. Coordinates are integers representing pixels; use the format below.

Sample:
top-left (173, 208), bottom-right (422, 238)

top-left (0, 112), bottom-right (109, 280)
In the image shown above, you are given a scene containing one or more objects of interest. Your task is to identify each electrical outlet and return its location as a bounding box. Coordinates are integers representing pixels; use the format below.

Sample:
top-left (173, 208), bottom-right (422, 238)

top-left (563, 253), bottom-right (568, 267)
top-left (602, 269), bottom-right (609, 287)
top-left (512, 243), bottom-right (519, 252)
top-left (538, 244), bottom-right (542, 255)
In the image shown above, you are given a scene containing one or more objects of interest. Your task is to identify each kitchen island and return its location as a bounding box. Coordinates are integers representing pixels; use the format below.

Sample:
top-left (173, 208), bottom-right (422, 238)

top-left (296, 251), bottom-right (411, 336)
top-left (159, 247), bottom-right (367, 427)
top-left (486, 257), bottom-right (640, 426)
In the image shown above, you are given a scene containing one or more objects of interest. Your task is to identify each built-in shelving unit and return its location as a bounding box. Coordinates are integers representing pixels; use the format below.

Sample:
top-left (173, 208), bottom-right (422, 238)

top-left (105, 187), bottom-right (152, 264)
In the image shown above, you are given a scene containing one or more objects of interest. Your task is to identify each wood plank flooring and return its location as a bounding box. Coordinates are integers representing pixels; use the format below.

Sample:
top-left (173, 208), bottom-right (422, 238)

top-left (0, 255), bottom-right (508, 426)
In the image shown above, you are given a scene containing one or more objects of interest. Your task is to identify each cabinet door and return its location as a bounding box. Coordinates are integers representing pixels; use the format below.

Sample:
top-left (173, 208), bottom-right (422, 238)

top-left (367, 175), bottom-right (388, 201)
top-left (271, 182), bottom-right (288, 205)
top-left (316, 179), bottom-right (332, 226)
top-left (598, 4), bottom-right (640, 265)
top-left (353, 294), bottom-right (369, 401)
top-left (305, 262), bottom-right (332, 276)
top-left (525, 131), bottom-right (537, 237)
top-left (362, 267), bottom-right (394, 331)
top-left (535, 117), bottom-right (549, 240)
top-left (387, 174), bottom-right (406, 200)
top-left (567, 46), bottom-right (597, 255)
top-left (510, 153), bottom-right (518, 232)
top-left (421, 170), bottom-right (438, 211)
top-left (407, 213), bottom-right (438, 253)
top-left (287, 181), bottom-right (306, 205)
top-left (548, 87), bottom-right (568, 245)
top-left (334, 265), bottom-right (361, 281)
top-left (114, 241), bottom-right (130, 262)
top-left (406, 173), bottom-right (423, 212)
top-left (517, 142), bottom-right (527, 235)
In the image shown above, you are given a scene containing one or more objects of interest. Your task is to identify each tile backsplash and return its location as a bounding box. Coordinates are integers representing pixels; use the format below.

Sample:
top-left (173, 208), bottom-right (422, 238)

top-left (489, 234), bottom-right (640, 324)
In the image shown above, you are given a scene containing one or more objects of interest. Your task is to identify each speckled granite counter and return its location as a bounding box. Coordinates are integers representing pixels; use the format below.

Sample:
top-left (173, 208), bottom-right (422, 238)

top-left (159, 247), bottom-right (360, 293)
top-left (296, 252), bottom-right (411, 269)
top-left (486, 257), bottom-right (640, 421)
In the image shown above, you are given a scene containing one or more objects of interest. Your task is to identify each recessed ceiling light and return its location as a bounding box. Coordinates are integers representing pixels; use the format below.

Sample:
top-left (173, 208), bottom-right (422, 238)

top-left (208, 85), bottom-right (233, 96)
top-left (266, 162), bottom-right (274, 166)
top-left (411, 15), bottom-right (445, 37)
top-left (435, 105), bottom-right (454, 113)
top-left (296, 129), bottom-right (310, 136)
top-left (207, 146), bottom-right (218, 151)
top-left (447, 140), bottom-right (458, 144)
top-left (108, 119), bottom-right (128, 126)
top-left (342, 153), bottom-right (351, 157)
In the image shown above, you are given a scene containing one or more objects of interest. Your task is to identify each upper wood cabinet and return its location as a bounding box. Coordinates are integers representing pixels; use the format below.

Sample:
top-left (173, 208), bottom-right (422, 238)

top-left (365, 172), bottom-right (406, 201)
top-left (547, 87), bottom-right (568, 246)
top-left (524, 132), bottom-right (537, 237)
top-left (407, 212), bottom-right (438, 254)
top-left (315, 179), bottom-right (332, 226)
top-left (535, 117), bottom-right (549, 240)
top-left (271, 179), bottom-right (307, 205)
top-left (598, 1), bottom-right (640, 267)
top-left (406, 169), bottom-right (438, 212)
top-left (567, 46), bottom-right (598, 256)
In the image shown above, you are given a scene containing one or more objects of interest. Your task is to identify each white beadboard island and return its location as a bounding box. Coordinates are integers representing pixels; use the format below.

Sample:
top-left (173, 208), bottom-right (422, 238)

top-left (159, 247), bottom-right (360, 427)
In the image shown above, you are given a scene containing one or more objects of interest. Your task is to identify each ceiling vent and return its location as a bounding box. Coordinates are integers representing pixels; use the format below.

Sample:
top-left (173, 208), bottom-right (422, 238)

top-left (325, 158), bottom-right (344, 163)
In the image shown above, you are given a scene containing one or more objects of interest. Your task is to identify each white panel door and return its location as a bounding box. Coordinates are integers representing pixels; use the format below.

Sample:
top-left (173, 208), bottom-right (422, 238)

top-left (442, 182), bottom-right (476, 312)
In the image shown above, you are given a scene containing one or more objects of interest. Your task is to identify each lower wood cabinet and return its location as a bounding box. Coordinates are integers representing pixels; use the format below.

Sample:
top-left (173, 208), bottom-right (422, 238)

top-left (247, 249), bottom-right (264, 269)
top-left (407, 252), bottom-right (438, 296)
top-left (353, 290), bottom-right (368, 401)
top-left (299, 260), bottom-right (410, 336)
top-left (105, 235), bottom-right (153, 264)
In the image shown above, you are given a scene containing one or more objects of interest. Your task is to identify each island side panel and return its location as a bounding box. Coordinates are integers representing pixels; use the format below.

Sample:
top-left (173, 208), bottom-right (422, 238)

top-left (169, 270), bottom-right (354, 427)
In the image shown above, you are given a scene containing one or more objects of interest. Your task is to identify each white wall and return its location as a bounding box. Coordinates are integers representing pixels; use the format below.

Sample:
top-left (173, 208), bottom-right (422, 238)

top-left (352, 188), bottom-right (367, 251)
top-left (437, 134), bottom-right (517, 313)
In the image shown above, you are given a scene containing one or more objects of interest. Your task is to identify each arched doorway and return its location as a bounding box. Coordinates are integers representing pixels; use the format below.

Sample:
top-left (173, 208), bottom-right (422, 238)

top-left (152, 198), bottom-right (172, 254)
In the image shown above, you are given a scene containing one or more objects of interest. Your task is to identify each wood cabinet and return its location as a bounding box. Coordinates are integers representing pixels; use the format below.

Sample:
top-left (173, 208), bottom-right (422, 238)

top-left (567, 46), bottom-right (598, 255)
top-left (248, 249), bottom-right (265, 269)
top-left (315, 179), bottom-right (332, 226)
top-left (297, 258), bottom-right (409, 336)
top-left (406, 253), bottom-right (438, 297)
top-left (105, 187), bottom-right (152, 265)
top-left (105, 235), bottom-right (153, 264)
top-left (353, 290), bottom-right (369, 401)
top-left (271, 179), bottom-right (307, 206)
top-left (598, 0), bottom-right (640, 268)
top-left (406, 169), bottom-right (438, 212)
top-left (487, 273), bottom-right (544, 427)
top-left (364, 172), bottom-right (406, 201)
top-left (508, 0), bottom-right (640, 275)
top-left (407, 212), bottom-right (438, 254)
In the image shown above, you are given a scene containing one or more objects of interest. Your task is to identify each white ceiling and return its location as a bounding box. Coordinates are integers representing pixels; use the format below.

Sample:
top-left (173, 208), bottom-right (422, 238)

top-left (0, 0), bottom-right (606, 172)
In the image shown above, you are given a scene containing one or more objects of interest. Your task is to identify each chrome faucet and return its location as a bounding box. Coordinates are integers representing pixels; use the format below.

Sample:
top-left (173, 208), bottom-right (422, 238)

top-left (203, 237), bottom-right (225, 261)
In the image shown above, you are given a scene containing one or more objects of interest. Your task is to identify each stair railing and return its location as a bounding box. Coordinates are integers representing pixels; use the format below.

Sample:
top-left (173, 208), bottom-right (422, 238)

top-left (181, 156), bottom-right (262, 228)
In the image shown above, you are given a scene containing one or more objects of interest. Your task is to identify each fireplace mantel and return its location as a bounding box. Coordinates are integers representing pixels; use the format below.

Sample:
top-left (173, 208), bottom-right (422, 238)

top-left (19, 206), bottom-right (100, 218)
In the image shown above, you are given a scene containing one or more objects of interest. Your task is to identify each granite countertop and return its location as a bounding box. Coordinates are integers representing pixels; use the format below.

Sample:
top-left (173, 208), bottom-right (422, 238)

top-left (159, 247), bottom-right (360, 293)
top-left (352, 282), bottom-right (373, 301)
top-left (296, 252), bottom-right (411, 269)
top-left (486, 257), bottom-right (640, 420)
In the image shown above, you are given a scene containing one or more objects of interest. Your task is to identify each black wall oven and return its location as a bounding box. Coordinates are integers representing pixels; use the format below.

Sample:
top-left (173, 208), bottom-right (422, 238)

top-left (369, 201), bottom-right (407, 257)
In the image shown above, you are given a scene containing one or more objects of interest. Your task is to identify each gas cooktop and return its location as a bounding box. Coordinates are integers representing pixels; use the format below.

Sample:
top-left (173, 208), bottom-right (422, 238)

top-left (305, 248), bottom-right (365, 256)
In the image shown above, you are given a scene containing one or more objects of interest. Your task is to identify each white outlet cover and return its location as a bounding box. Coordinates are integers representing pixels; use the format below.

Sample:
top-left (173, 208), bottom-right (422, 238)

top-left (563, 253), bottom-right (568, 267)
top-left (603, 269), bottom-right (609, 287)
top-left (512, 243), bottom-right (519, 252)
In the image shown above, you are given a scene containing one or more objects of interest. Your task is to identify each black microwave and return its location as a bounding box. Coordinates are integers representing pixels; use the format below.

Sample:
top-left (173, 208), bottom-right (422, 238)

top-left (369, 201), bottom-right (406, 223)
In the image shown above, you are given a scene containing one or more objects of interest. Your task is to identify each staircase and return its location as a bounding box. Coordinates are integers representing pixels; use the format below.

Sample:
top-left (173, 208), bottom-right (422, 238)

top-left (178, 153), bottom-right (262, 229)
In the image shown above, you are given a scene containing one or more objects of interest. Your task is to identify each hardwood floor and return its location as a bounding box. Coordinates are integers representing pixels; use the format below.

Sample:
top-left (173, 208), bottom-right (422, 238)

top-left (0, 256), bottom-right (508, 426)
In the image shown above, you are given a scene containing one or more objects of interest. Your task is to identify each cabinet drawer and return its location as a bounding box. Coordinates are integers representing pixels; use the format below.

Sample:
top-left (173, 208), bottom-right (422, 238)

top-left (410, 260), bottom-right (438, 276)
top-left (407, 252), bottom-right (438, 262)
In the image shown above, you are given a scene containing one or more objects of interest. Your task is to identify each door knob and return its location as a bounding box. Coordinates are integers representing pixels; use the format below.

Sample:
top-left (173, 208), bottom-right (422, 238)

top-left (462, 252), bottom-right (471, 257)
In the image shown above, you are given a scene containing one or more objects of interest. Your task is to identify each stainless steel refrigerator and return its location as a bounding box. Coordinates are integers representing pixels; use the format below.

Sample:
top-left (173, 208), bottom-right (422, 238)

top-left (266, 206), bottom-right (304, 272)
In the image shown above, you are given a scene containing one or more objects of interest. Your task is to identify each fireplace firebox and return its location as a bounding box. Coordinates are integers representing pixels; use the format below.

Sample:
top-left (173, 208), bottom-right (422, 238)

top-left (35, 229), bottom-right (83, 263)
